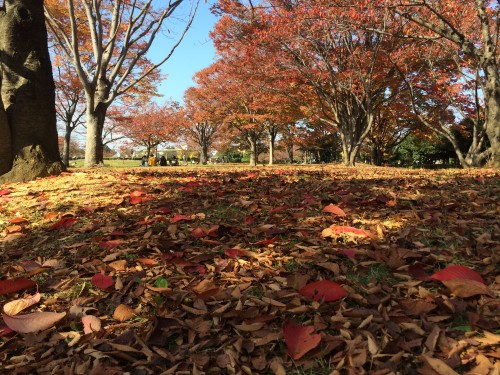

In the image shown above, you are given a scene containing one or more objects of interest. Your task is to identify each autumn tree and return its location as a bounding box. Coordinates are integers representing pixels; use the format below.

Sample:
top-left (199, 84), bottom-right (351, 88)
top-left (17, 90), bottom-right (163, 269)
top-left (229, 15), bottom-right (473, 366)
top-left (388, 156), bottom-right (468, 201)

top-left (0, 0), bottom-right (64, 183)
top-left (212, 0), bottom-right (405, 166)
top-left (54, 58), bottom-right (86, 167)
top-left (378, 0), bottom-right (499, 167)
top-left (119, 102), bottom-right (181, 158)
top-left (45, 0), bottom-right (198, 167)
top-left (182, 84), bottom-right (224, 164)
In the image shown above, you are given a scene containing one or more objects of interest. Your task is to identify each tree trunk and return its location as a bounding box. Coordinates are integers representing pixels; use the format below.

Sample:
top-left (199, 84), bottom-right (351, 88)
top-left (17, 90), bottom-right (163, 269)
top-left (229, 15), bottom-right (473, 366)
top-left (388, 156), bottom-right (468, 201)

top-left (84, 103), bottom-right (107, 166)
top-left (0, 0), bottom-right (64, 183)
top-left (200, 144), bottom-right (208, 165)
top-left (62, 126), bottom-right (72, 167)
top-left (248, 137), bottom-right (258, 167)
top-left (286, 142), bottom-right (294, 163)
top-left (484, 63), bottom-right (500, 167)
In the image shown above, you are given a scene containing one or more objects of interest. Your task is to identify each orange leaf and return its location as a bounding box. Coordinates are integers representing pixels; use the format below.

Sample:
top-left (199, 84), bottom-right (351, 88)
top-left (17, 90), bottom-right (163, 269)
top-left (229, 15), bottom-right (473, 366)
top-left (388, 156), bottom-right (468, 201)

top-left (192, 227), bottom-right (208, 238)
top-left (322, 204), bottom-right (346, 216)
top-left (171, 214), bottom-right (191, 223)
top-left (113, 304), bottom-right (135, 322)
top-left (430, 265), bottom-right (484, 284)
top-left (300, 280), bottom-right (347, 302)
top-left (322, 225), bottom-right (376, 239)
top-left (8, 217), bottom-right (28, 224)
top-left (283, 321), bottom-right (321, 360)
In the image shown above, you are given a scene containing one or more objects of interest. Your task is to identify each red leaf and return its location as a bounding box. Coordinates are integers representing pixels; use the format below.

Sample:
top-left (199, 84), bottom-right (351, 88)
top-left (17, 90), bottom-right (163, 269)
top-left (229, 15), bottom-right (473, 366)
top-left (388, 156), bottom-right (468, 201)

top-left (130, 190), bottom-right (145, 197)
top-left (252, 236), bottom-right (279, 246)
top-left (225, 248), bottom-right (244, 258)
top-left (50, 217), bottom-right (77, 230)
top-left (99, 240), bottom-right (122, 249)
top-left (340, 248), bottom-right (356, 259)
top-left (244, 215), bottom-right (255, 225)
top-left (0, 324), bottom-right (14, 337)
top-left (300, 280), bottom-right (347, 302)
top-left (408, 263), bottom-right (432, 281)
top-left (129, 196), bottom-right (153, 205)
top-left (430, 265), bottom-right (484, 284)
top-left (0, 279), bottom-right (36, 296)
top-left (283, 322), bottom-right (321, 360)
top-left (192, 227), bottom-right (208, 238)
top-left (91, 273), bottom-right (114, 290)
top-left (322, 204), bottom-right (346, 217)
top-left (171, 214), bottom-right (191, 223)
top-left (0, 189), bottom-right (12, 196)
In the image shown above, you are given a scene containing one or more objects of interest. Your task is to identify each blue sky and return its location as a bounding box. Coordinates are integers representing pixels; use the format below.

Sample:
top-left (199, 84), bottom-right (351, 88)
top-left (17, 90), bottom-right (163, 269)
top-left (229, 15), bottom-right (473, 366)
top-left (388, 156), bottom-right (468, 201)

top-left (152, 1), bottom-right (219, 103)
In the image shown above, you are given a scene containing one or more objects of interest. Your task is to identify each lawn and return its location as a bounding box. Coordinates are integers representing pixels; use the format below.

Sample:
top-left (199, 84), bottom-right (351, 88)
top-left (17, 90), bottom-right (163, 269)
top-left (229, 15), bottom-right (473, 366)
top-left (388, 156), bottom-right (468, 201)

top-left (0, 165), bottom-right (498, 374)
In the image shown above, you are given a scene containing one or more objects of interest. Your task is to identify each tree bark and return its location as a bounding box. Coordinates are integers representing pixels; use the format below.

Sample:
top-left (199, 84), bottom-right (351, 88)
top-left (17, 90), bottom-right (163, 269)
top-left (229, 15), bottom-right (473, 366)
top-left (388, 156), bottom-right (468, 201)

top-left (248, 136), bottom-right (258, 166)
top-left (0, 0), bottom-right (64, 183)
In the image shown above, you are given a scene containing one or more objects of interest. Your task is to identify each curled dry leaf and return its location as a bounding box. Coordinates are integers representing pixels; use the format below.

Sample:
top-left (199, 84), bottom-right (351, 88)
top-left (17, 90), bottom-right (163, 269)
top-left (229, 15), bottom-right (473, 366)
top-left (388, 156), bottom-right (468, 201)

top-left (322, 204), bottom-right (346, 217)
top-left (82, 315), bottom-right (102, 334)
top-left (3, 293), bottom-right (41, 316)
top-left (3, 311), bottom-right (66, 333)
top-left (113, 304), bottom-right (135, 322)
top-left (50, 217), bottom-right (77, 230)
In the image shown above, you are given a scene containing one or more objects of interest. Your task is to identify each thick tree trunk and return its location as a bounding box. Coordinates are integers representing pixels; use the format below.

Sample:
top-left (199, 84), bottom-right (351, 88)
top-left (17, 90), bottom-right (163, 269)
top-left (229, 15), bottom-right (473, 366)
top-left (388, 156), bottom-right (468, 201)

top-left (286, 143), bottom-right (294, 163)
top-left (85, 104), bottom-right (107, 166)
top-left (200, 144), bottom-right (208, 165)
top-left (248, 137), bottom-right (258, 167)
top-left (0, 0), bottom-right (64, 183)
top-left (62, 124), bottom-right (73, 167)
top-left (484, 64), bottom-right (500, 167)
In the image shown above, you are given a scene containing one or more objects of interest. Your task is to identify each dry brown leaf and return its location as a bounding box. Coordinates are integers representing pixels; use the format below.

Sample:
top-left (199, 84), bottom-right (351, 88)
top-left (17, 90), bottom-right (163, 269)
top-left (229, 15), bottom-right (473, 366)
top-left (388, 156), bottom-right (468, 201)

top-left (3, 293), bottom-right (41, 316)
top-left (442, 279), bottom-right (494, 298)
top-left (113, 304), bottom-right (135, 322)
top-left (421, 355), bottom-right (459, 375)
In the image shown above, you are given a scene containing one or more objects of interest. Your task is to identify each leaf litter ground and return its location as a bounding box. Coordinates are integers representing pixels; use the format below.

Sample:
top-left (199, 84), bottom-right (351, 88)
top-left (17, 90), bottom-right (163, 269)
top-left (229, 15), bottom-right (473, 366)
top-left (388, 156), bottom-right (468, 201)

top-left (0, 165), bottom-right (498, 375)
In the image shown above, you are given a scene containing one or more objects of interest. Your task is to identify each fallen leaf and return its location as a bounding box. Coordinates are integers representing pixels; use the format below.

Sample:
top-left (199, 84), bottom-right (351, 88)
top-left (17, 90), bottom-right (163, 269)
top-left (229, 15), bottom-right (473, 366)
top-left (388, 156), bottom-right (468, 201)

top-left (91, 273), bottom-right (114, 290)
top-left (420, 354), bottom-right (459, 375)
top-left (113, 304), bottom-right (135, 322)
top-left (3, 293), bottom-right (41, 316)
top-left (323, 204), bottom-right (346, 216)
top-left (300, 280), bottom-right (347, 302)
top-left (283, 321), bottom-right (321, 360)
top-left (430, 265), bottom-right (484, 284)
top-left (3, 311), bottom-right (66, 333)
top-left (171, 214), bottom-right (191, 223)
top-left (50, 217), bottom-right (77, 230)
top-left (442, 279), bottom-right (493, 298)
top-left (82, 315), bottom-right (102, 334)
top-left (0, 279), bottom-right (36, 296)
